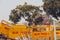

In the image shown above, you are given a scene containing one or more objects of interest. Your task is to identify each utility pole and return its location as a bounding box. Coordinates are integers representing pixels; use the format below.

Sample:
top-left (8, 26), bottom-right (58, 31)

top-left (53, 0), bottom-right (57, 40)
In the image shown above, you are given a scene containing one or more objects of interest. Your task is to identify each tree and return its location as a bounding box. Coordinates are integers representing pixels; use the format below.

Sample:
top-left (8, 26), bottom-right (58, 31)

top-left (43, 0), bottom-right (60, 20)
top-left (9, 3), bottom-right (43, 25)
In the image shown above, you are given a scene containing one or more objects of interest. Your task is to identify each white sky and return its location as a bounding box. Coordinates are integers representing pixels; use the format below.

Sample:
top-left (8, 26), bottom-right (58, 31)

top-left (0, 0), bottom-right (44, 23)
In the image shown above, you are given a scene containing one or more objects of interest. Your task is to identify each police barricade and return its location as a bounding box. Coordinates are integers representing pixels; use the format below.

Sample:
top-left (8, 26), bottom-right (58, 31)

top-left (0, 20), bottom-right (12, 36)
top-left (1, 23), bottom-right (11, 36)
top-left (0, 21), bottom-right (60, 40)
top-left (31, 25), bottom-right (53, 40)
top-left (8, 25), bottom-right (31, 40)
top-left (8, 28), bottom-right (31, 40)
top-left (13, 24), bottom-right (28, 37)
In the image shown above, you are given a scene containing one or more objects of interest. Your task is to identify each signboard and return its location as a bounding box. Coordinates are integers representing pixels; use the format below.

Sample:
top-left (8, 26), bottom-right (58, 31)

top-left (8, 28), bottom-right (21, 39)
top-left (32, 31), bottom-right (50, 38)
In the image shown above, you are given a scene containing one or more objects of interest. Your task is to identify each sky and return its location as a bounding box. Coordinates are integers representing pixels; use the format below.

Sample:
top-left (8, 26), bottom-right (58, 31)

top-left (0, 0), bottom-right (44, 23)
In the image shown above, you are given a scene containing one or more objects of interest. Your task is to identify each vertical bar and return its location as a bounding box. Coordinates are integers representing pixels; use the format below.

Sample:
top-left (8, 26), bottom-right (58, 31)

top-left (53, 21), bottom-right (56, 40)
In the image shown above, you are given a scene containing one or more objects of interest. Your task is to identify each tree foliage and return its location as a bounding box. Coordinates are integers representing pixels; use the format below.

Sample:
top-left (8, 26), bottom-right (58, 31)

top-left (43, 0), bottom-right (60, 20)
top-left (9, 3), bottom-right (43, 25)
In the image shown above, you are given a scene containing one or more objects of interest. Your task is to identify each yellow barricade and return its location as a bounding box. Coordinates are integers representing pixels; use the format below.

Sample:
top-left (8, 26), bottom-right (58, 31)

top-left (1, 21), bottom-right (60, 40)
top-left (1, 23), bottom-right (11, 35)
top-left (56, 31), bottom-right (60, 35)
top-left (13, 24), bottom-right (29, 38)
top-left (8, 27), bottom-right (30, 38)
